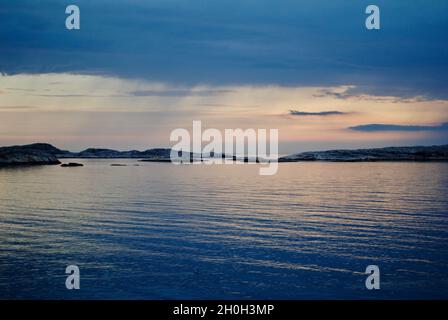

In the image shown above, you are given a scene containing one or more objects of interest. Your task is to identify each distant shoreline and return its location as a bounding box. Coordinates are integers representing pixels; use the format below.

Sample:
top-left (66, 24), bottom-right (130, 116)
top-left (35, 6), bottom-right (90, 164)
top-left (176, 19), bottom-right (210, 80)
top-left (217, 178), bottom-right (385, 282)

top-left (1, 143), bottom-right (448, 166)
top-left (278, 145), bottom-right (448, 162)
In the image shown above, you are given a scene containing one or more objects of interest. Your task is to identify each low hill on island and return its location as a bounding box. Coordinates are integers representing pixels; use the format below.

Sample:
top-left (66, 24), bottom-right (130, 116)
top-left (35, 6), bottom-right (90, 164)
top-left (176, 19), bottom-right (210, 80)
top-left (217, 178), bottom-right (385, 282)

top-left (0, 143), bottom-right (172, 166)
top-left (279, 145), bottom-right (448, 162)
top-left (2, 143), bottom-right (448, 166)
top-left (0, 143), bottom-right (63, 166)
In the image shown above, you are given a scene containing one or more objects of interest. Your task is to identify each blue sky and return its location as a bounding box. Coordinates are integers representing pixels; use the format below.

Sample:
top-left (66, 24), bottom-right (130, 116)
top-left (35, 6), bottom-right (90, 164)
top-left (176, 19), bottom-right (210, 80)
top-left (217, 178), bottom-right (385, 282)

top-left (0, 0), bottom-right (447, 152)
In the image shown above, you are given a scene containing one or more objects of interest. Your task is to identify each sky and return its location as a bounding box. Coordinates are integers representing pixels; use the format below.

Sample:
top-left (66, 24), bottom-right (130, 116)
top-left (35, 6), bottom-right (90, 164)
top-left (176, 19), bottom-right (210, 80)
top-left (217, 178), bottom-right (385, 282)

top-left (0, 0), bottom-right (447, 153)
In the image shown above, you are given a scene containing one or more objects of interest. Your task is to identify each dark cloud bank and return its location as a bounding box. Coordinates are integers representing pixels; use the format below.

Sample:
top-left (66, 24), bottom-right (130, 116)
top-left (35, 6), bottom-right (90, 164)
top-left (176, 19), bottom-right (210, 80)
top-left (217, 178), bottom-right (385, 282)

top-left (1, 0), bottom-right (448, 100)
top-left (289, 110), bottom-right (348, 116)
top-left (349, 123), bottom-right (448, 132)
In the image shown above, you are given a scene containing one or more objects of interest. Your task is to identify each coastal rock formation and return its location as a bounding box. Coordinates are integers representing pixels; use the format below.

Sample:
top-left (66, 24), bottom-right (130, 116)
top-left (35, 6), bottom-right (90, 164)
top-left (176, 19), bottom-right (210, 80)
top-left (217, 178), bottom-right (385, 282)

top-left (0, 143), bottom-right (62, 166)
top-left (279, 145), bottom-right (448, 162)
top-left (0, 143), bottom-right (174, 165)
top-left (3, 143), bottom-right (448, 166)
top-left (59, 147), bottom-right (172, 160)
top-left (61, 162), bottom-right (84, 167)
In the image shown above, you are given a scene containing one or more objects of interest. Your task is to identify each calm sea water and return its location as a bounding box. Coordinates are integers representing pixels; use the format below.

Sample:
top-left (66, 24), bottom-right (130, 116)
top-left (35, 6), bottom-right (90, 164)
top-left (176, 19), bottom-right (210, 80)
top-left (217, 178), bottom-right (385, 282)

top-left (0, 160), bottom-right (447, 299)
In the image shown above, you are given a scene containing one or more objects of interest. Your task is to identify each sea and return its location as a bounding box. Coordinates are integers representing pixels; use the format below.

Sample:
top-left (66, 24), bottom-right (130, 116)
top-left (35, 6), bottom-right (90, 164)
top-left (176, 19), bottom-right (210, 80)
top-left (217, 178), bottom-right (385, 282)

top-left (0, 160), bottom-right (447, 299)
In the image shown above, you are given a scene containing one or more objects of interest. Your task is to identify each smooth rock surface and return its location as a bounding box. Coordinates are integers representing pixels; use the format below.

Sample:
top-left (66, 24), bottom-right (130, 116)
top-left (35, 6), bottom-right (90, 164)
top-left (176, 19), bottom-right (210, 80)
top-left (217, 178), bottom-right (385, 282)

top-left (280, 145), bottom-right (448, 162)
top-left (0, 143), bottom-right (62, 166)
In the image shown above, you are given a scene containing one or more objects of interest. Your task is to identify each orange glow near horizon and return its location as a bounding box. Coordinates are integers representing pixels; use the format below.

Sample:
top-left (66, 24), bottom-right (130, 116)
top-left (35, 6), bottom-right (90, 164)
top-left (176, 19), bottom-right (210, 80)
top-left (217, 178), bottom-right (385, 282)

top-left (1, 73), bottom-right (447, 153)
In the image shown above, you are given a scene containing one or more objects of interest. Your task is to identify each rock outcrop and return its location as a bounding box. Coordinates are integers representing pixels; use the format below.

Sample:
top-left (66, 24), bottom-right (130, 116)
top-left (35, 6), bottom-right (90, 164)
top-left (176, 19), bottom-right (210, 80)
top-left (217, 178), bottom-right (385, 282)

top-left (0, 143), bottom-right (63, 166)
top-left (61, 162), bottom-right (84, 167)
top-left (3, 143), bottom-right (448, 166)
top-left (279, 145), bottom-right (448, 162)
top-left (59, 147), bottom-right (172, 160)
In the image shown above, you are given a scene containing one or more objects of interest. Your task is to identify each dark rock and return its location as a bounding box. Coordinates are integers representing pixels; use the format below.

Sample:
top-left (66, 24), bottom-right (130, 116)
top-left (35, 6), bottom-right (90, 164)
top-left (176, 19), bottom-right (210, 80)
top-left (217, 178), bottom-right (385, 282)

top-left (59, 147), bottom-right (173, 160)
top-left (139, 158), bottom-right (172, 163)
top-left (76, 148), bottom-right (136, 158)
top-left (0, 143), bottom-right (62, 166)
top-left (140, 148), bottom-right (172, 158)
top-left (279, 145), bottom-right (448, 162)
top-left (61, 162), bottom-right (84, 167)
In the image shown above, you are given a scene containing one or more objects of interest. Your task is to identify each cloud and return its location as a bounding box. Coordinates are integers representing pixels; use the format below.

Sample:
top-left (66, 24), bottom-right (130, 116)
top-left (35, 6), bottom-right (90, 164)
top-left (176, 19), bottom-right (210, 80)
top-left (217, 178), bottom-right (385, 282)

top-left (314, 87), bottom-right (441, 103)
top-left (349, 123), bottom-right (448, 132)
top-left (2, 72), bottom-right (447, 152)
top-left (289, 110), bottom-right (348, 116)
top-left (129, 89), bottom-right (233, 97)
top-left (1, 0), bottom-right (447, 100)
top-left (0, 106), bottom-right (35, 110)
top-left (5, 88), bottom-right (36, 92)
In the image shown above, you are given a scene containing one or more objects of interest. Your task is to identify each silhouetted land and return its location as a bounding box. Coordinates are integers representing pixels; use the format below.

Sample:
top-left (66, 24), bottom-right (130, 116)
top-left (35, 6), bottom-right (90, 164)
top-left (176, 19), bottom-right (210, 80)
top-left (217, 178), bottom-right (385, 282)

top-left (1, 143), bottom-right (448, 166)
top-left (279, 145), bottom-right (448, 162)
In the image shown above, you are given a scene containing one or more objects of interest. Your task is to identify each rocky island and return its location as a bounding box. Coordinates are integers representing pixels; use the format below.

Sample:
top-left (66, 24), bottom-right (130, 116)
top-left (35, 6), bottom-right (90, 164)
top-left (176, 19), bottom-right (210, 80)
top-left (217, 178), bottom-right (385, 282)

top-left (58, 147), bottom-right (173, 159)
top-left (61, 162), bottom-right (84, 167)
top-left (279, 145), bottom-right (448, 162)
top-left (0, 143), bottom-right (62, 166)
top-left (2, 143), bottom-right (448, 167)
top-left (0, 143), bottom-right (174, 167)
